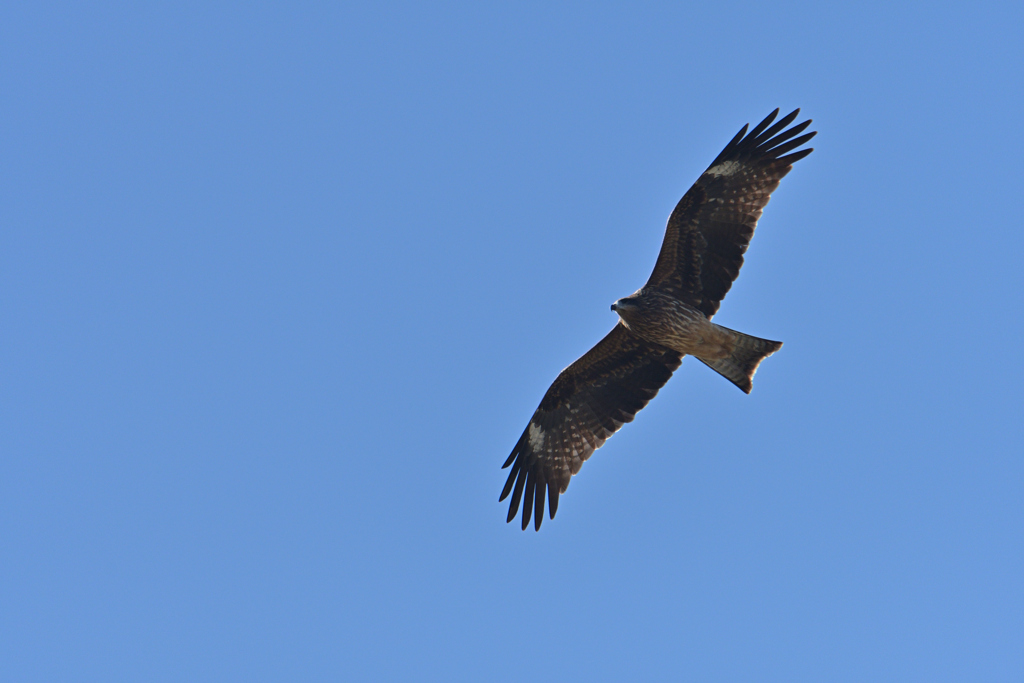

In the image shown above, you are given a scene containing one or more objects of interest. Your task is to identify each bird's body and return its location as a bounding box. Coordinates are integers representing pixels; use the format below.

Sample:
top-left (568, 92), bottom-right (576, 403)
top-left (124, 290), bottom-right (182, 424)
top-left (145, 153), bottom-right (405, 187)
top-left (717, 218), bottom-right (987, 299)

top-left (501, 109), bottom-right (815, 530)
top-left (612, 289), bottom-right (783, 392)
top-left (613, 290), bottom-right (741, 361)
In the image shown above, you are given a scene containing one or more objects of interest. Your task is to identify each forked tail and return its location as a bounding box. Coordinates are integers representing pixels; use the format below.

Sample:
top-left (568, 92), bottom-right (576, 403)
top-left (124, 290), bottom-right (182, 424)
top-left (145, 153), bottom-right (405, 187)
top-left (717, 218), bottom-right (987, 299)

top-left (698, 326), bottom-right (782, 394)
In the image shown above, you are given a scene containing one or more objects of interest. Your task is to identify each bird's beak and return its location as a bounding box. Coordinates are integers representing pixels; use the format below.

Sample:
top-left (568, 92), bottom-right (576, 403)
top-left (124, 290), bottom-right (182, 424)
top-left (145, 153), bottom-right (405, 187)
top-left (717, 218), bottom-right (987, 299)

top-left (612, 299), bottom-right (632, 311)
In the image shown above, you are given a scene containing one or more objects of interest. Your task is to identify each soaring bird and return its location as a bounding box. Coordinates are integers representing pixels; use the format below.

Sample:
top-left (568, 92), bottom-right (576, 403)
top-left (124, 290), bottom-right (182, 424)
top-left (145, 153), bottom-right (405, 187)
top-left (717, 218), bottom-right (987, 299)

top-left (500, 108), bottom-right (815, 530)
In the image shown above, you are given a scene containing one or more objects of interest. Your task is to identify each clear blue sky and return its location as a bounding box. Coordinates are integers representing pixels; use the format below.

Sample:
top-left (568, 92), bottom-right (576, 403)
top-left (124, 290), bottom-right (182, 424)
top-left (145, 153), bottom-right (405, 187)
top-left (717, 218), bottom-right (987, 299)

top-left (2, 2), bottom-right (1022, 681)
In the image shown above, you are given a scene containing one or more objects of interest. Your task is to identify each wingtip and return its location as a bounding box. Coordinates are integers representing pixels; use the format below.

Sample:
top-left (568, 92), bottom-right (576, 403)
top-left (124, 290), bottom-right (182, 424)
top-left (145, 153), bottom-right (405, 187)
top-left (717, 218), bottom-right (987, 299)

top-left (506, 465), bottom-right (527, 522)
top-left (520, 472), bottom-right (536, 530)
top-left (499, 461), bottom-right (519, 501)
top-left (747, 109), bottom-right (780, 140)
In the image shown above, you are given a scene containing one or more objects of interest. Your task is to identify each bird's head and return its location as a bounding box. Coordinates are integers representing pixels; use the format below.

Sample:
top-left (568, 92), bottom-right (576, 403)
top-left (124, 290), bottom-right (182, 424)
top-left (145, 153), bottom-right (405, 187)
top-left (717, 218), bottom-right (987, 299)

top-left (611, 289), bottom-right (649, 325)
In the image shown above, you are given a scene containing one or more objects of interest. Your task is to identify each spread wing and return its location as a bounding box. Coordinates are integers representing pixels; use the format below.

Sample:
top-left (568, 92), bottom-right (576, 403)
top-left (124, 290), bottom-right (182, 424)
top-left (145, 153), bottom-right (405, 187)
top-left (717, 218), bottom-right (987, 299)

top-left (500, 323), bottom-right (682, 531)
top-left (647, 108), bottom-right (816, 318)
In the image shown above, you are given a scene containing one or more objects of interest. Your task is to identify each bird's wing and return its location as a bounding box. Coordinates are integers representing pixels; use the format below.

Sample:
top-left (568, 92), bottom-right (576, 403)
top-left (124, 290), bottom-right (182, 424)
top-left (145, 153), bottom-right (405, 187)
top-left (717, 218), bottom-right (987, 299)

top-left (646, 109), bottom-right (815, 318)
top-left (501, 323), bottom-right (682, 530)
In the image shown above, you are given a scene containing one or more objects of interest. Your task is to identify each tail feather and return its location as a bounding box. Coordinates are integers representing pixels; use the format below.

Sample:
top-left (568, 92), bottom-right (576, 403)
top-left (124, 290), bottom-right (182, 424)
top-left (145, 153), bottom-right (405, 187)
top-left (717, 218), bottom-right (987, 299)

top-left (698, 326), bottom-right (782, 394)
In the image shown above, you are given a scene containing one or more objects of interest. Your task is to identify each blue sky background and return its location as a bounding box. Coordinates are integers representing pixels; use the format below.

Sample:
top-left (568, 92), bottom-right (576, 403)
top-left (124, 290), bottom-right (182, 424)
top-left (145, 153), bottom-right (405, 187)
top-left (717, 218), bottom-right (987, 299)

top-left (2, 2), bottom-right (1022, 681)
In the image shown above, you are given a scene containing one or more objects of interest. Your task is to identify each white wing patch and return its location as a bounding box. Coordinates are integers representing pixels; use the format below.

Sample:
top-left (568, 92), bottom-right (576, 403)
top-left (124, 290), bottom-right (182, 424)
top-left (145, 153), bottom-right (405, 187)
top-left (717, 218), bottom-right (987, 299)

top-left (528, 422), bottom-right (545, 450)
top-left (706, 160), bottom-right (742, 177)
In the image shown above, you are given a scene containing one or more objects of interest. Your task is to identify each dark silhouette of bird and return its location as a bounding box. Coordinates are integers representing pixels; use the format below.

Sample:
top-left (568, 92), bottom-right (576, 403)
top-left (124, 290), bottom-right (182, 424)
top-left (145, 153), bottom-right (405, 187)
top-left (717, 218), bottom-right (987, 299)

top-left (501, 109), bottom-right (815, 530)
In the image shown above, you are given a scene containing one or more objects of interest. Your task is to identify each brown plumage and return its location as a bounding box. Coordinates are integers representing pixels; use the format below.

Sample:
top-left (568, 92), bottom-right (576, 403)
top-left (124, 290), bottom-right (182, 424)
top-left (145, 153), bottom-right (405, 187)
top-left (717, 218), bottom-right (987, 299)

top-left (501, 109), bottom-right (815, 530)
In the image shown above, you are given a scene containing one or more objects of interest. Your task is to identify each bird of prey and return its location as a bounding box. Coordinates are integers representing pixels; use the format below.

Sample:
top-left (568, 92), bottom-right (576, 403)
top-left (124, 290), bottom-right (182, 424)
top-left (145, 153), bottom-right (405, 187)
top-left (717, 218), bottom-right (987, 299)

top-left (500, 108), bottom-right (815, 531)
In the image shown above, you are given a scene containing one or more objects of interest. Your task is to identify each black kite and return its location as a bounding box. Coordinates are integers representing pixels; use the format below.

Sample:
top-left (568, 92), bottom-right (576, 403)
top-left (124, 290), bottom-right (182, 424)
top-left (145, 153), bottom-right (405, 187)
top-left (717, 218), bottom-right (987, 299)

top-left (501, 109), bottom-right (815, 530)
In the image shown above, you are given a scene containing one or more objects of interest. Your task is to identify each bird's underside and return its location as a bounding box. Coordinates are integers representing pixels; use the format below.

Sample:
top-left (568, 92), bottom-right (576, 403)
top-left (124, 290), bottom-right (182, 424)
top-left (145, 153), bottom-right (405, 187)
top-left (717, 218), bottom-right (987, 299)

top-left (501, 108), bottom-right (815, 530)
